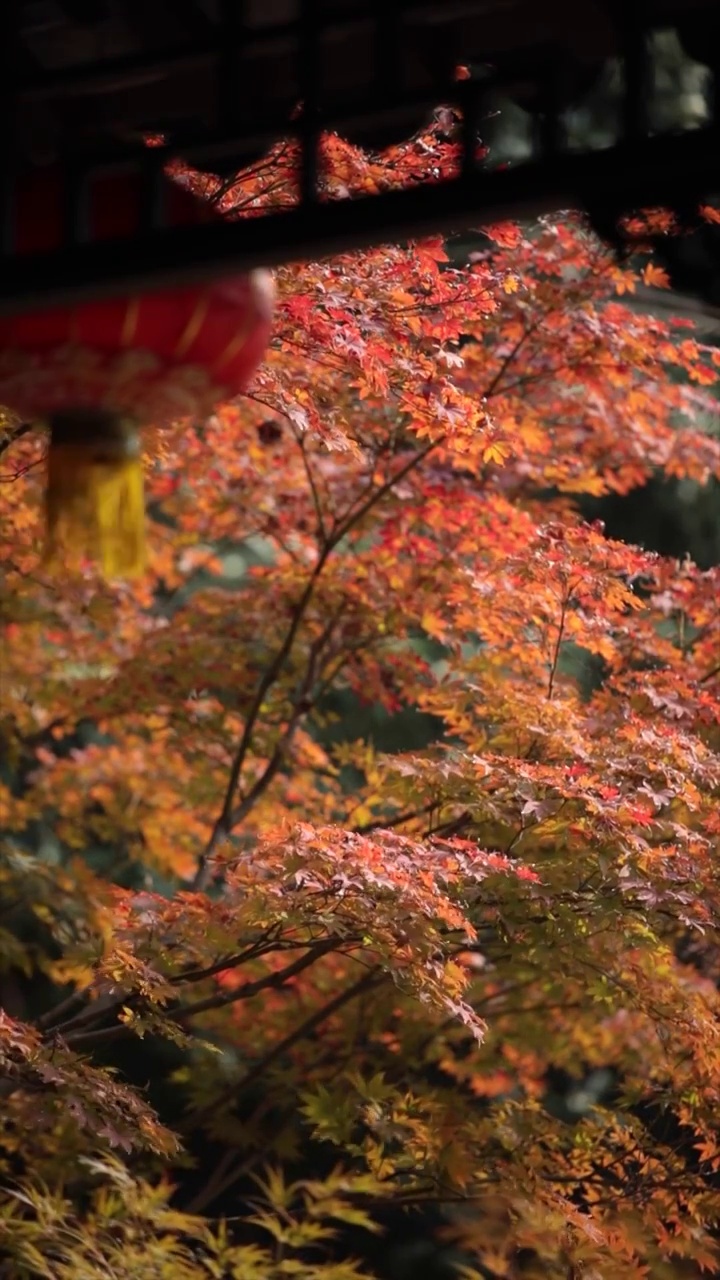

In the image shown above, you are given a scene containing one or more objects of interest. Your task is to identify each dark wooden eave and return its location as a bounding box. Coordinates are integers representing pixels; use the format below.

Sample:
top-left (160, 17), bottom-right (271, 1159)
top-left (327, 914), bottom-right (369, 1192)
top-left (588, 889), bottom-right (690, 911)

top-left (2, 0), bottom-right (719, 307)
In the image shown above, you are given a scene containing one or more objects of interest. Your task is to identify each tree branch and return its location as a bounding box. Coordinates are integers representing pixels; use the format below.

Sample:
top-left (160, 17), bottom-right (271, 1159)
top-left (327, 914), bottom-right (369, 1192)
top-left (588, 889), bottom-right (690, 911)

top-left (192, 438), bottom-right (440, 890)
top-left (172, 938), bottom-right (342, 1020)
top-left (191, 548), bottom-right (333, 889)
top-left (547, 594), bottom-right (569, 700)
top-left (62, 939), bottom-right (347, 1050)
top-left (0, 422), bottom-right (31, 459)
top-left (185, 963), bottom-right (384, 1132)
top-left (354, 802), bottom-right (437, 835)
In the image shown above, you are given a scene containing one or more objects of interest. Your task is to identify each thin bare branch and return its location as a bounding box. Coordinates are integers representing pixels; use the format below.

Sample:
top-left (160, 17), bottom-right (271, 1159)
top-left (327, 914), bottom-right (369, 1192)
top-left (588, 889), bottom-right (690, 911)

top-left (62, 940), bottom-right (348, 1050)
top-left (154, 938), bottom-right (343, 1021)
top-left (181, 965), bottom-right (385, 1197)
top-left (0, 423), bottom-right (31, 459)
top-left (193, 439), bottom-right (439, 889)
top-left (354, 802), bottom-right (437, 835)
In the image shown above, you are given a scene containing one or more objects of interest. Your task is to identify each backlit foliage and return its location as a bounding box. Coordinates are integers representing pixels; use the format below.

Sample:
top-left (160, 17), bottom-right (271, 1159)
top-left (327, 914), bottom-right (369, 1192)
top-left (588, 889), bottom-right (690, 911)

top-left (1, 124), bottom-right (719, 1279)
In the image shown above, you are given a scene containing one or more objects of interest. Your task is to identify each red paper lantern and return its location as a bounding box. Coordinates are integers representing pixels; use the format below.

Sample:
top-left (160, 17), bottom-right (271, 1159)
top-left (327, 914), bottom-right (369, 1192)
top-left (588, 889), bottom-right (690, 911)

top-left (0, 166), bottom-right (275, 577)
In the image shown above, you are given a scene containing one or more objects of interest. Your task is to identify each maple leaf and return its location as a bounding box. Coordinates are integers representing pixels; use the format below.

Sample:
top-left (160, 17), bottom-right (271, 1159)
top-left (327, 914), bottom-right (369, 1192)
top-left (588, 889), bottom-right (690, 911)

top-left (483, 222), bottom-right (523, 249)
top-left (641, 263), bottom-right (670, 289)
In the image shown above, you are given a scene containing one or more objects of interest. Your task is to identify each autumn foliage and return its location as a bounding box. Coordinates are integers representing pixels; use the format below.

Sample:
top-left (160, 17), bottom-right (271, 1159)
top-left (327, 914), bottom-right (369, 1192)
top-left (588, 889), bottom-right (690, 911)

top-left (1, 124), bottom-right (720, 1279)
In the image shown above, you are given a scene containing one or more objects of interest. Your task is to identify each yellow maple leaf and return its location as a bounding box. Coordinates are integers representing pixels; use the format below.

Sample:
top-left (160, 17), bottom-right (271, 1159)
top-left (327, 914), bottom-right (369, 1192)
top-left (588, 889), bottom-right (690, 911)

top-left (641, 263), bottom-right (670, 289)
top-left (482, 441), bottom-right (512, 465)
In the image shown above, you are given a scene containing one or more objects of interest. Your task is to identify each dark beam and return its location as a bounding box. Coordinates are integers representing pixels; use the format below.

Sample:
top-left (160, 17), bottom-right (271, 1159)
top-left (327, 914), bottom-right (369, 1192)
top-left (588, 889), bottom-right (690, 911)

top-left (0, 126), bottom-right (717, 313)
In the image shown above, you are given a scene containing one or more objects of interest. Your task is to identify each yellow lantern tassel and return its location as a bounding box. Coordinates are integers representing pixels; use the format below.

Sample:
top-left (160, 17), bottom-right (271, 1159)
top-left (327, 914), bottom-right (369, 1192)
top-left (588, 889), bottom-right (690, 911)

top-left (44, 411), bottom-right (146, 578)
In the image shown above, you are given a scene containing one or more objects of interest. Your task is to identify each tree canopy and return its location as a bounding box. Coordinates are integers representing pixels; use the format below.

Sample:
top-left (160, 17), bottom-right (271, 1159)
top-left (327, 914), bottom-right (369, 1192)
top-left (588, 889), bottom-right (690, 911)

top-left (1, 126), bottom-right (720, 1279)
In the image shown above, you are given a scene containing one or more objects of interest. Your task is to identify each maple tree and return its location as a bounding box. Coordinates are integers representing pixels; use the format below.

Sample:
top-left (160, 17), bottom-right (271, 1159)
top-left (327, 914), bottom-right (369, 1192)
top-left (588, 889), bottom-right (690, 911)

top-left (1, 122), bottom-right (720, 1280)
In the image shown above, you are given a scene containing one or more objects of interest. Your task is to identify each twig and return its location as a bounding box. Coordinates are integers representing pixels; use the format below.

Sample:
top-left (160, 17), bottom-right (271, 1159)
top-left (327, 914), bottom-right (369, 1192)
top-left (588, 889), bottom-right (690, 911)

top-left (423, 810), bottom-right (471, 839)
top-left (62, 939), bottom-right (347, 1050)
top-left (185, 963), bottom-right (383, 1135)
top-left (192, 440), bottom-right (438, 889)
top-left (294, 425), bottom-right (327, 542)
top-left (0, 423), bottom-right (31, 459)
top-left (547, 594), bottom-right (569, 700)
top-left (171, 938), bottom-right (341, 1021)
top-left (36, 987), bottom-right (89, 1031)
top-left (332, 440), bottom-right (436, 542)
top-left (191, 548), bottom-right (332, 889)
top-left (354, 802), bottom-right (437, 835)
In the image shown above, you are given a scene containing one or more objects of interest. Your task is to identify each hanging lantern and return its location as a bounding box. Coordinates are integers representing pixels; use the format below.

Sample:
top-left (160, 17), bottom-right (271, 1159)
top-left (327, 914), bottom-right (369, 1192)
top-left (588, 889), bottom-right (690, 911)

top-left (0, 165), bottom-right (275, 577)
